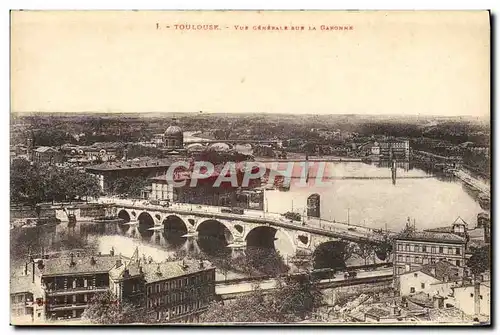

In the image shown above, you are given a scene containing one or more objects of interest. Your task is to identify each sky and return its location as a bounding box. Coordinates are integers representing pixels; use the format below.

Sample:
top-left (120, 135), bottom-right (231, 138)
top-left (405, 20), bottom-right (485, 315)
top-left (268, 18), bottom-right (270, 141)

top-left (11, 11), bottom-right (490, 117)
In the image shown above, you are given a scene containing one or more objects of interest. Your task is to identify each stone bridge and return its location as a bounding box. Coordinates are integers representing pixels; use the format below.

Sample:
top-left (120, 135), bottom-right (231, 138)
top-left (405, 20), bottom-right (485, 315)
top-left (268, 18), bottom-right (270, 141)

top-left (184, 139), bottom-right (282, 150)
top-left (107, 202), bottom-right (388, 261)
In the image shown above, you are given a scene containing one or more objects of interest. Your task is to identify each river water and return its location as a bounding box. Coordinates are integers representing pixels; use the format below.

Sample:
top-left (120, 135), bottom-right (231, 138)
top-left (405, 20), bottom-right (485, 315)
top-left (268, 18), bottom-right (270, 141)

top-left (10, 131), bottom-right (483, 269)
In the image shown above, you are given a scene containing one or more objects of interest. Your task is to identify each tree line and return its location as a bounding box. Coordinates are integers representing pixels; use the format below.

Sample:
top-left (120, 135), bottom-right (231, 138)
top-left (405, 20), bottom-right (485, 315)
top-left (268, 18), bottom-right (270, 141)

top-left (10, 158), bottom-right (101, 206)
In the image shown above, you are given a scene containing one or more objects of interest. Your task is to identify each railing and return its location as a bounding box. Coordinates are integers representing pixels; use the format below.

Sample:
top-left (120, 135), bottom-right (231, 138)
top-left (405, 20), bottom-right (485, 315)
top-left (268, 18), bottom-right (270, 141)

top-left (45, 286), bottom-right (108, 296)
top-left (109, 198), bottom-right (389, 243)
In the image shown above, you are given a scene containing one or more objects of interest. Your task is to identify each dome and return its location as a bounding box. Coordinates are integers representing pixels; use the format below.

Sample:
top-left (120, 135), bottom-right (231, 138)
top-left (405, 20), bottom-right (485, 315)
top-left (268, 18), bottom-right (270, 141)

top-left (187, 143), bottom-right (205, 152)
top-left (209, 142), bottom-right (231, 152)
top-left (165, 125), bottom-right (183, 137)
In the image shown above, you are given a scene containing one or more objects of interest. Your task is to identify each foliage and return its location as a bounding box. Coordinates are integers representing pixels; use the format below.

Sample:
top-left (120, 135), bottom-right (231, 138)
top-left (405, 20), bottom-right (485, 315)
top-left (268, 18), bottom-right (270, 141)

top-left (108, 176), bottom-right (149, 197)
top-left (313, 240), bottom-right (356, 270)
top-left (125, 144), bottom-right (164, 159)
top-left (200, 275), bottom-right (323, 323)
top-left (10, 158), bottom-right (101, 206)
top-left (466, 245), bottom-right (490, 277)
top-left (354, 243), bottom-right (376, 265)
top-left (81, 290), bottom-right (137, 325)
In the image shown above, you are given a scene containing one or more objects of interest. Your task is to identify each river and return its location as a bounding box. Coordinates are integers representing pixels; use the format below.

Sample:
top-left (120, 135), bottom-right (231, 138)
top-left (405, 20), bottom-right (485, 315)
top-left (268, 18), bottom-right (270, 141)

top-left (10, 133), bottom-right (483, 271)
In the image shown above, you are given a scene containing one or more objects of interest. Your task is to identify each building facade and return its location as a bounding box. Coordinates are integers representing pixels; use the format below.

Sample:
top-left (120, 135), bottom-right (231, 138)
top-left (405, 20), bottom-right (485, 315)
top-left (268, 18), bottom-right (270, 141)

top-left (142, 259), bottom-right (216, 323)
top-left (393, 230), bottom-right (466, 289)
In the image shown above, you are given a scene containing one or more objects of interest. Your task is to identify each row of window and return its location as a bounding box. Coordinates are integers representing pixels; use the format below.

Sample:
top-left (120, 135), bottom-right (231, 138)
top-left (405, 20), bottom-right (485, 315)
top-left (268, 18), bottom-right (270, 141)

top-left (148, 297), bottom-right (208, 310)
top-left (147, 289), bottom-right (210, 308)
top-left (397, 255), bottom-right (461, 266)
top-left (149, 298), bottom-right (207, 315)
top-left (397, 243), bottom-right (462, 255)
top-left (147, 273), bottom-right (213, 296)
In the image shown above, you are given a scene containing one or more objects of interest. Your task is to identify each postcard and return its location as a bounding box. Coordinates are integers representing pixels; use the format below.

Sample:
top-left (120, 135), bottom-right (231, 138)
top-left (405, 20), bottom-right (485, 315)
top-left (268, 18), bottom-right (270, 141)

top-left (10, 10), bottom-right (490, 325)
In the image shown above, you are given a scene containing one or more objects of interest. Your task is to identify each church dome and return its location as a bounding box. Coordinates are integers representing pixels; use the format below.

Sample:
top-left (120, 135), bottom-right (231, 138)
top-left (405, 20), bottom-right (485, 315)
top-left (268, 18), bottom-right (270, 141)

top-left (165, 125), bottom-right (183, 137)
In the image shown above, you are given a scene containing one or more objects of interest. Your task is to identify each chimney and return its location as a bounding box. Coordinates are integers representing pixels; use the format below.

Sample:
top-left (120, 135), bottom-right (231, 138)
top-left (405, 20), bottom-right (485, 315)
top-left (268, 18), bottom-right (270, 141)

top-left (139, 266), bottom-right (143, 274)
top-left (156, 265), bottom-right (162, 276)
top-left (199, 260), bottom-right (204, 269)
top-left (474, 282), bottom-right (481, 316)
top-left (90, 256), bottom-right (96, 265)
top-left (32, 262), bottom-right (35, 284)
top-left (69, 253), bottom-right (76, 267)
top-left (116, 259), bottom-right (122, 268)
top-left (24, 262), bottom-right (28, 276)
top-left (433, 295), bottom-right (444, 309)
top-left (110, 247), bottom-right (115, 256)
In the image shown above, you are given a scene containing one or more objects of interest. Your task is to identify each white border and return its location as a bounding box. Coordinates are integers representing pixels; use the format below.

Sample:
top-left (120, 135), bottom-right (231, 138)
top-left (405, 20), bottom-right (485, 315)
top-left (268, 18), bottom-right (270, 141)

top-left (1, 1), bottom-right (497, 334)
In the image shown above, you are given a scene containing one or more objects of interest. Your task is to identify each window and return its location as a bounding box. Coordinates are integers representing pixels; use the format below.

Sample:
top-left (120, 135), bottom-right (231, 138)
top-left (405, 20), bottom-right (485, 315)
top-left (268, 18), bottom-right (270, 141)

top-left (409, 245), bottom-right (414, 252)
top-left (448, 248), bottom-right (454, 255)
top-left (397, 244), bottom-right (403, 251)
top-left (456, 248), bottom-right (461, 255)
top-left (405, 244), bottom-right (409, 251)
top-left (422, 246), bottom-right (427, 253)
top-left (398, 255), bottom-right (403, 262)
top-left (156, 284), bottom-right (160, 293)
top-left (410, 287), bottom-right (415, 293)
top-left (421, 283), bottom-right (425, 289)
top-left (430, 258), bottom-right (436, 264)
top-left (456, 260), bottom-right (461, 266)
top-left (431, 247), bottom-right (437, 254)
top-left (147, 286), bottom-right (152, 295)
top-left (415, 245), bottom-right (421, 253)
top-left (439, 247), bottom-right (443, 254)
top-left (415, 256), bottom-right (421, 264)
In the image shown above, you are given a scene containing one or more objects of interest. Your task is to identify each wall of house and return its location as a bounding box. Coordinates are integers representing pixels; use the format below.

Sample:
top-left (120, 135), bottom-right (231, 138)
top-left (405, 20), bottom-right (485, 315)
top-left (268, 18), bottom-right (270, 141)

top-left (399, 272), bottom-right (441, 296)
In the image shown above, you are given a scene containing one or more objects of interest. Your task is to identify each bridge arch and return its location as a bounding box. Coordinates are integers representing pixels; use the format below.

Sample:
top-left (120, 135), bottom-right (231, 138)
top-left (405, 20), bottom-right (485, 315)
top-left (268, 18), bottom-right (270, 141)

top-left (312, 240), bottom-right (353, 270)
top-left (137, 212), bottom-right (155, 238)
top-left (162, 214), bottom-right (188, 233)
top-left (196, 219), bottom-right (234, 256)
top-left (160, 215), bottom-right (188, 248)
top-left (117, 209), bottom-right (131, 223)
top-left (244, 226), bottom-right (297, 257)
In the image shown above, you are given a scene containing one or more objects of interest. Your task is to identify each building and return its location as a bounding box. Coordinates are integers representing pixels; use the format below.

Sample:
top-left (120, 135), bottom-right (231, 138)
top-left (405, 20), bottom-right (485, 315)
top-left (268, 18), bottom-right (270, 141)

top-left (10, 270), bottom-right (45, 324)
top-left (18, 249), bottom-right (215, 323)
top-left (398, 261), bottom-right (464, 298)
top-left (141, 259), bottom-right (216, 323)
top-left (32, 146), bottom-right (63, 165)
top-left (164, 125), bottom-right (184, 150)
top-left (149, 161), bottom-right (264, 208)
top-left (86, 157), bottom-right (180, 192)
top-left (393, 229), bottom-right (466, 289)
top-left (373, 139), bottom-right (410, 160)
top-left (39, 252), bottom-right (124, 320)
top-left (452, 282), bottom-right (490, 319)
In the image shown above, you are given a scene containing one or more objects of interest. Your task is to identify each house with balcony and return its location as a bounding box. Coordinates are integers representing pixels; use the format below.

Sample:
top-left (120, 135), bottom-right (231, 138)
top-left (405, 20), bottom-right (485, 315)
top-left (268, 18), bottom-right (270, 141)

top-left (39, 252), bottom-right (124, 320)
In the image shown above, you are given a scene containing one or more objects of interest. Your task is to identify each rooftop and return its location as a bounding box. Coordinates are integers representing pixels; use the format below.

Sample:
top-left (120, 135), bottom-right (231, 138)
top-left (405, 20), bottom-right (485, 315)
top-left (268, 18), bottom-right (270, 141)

top-left (10, 275), bottom-right (36, 295)
top-left (141, 259), bottom-right (214, 284)
top-left (34, 146), bottom-right (58, 153)
top-left (40, 254), bottom-right (123, 277)
top-left (396, 230), bottom-right (466, 244)
top-left (86, 157), bottom-right (179, 172)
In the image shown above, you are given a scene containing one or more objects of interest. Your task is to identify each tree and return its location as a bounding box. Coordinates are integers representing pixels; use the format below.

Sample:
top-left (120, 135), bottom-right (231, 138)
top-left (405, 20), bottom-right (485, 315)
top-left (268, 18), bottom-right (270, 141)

top-left (313, 240), bottom-right (356, 270)
top-left (199, 275), bottom-right (324, 323)
top-left (81, 290), bottom-right (136, 325)
top-left (354, 243), bottom-right (376, 265)
top-left (466, 245), bottom-right (490, 278)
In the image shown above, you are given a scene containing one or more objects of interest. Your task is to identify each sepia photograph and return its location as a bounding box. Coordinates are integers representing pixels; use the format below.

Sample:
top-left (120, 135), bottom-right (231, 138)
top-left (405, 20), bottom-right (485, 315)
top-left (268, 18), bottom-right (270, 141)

top-left (9, 10), bottom-right (491, 326)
